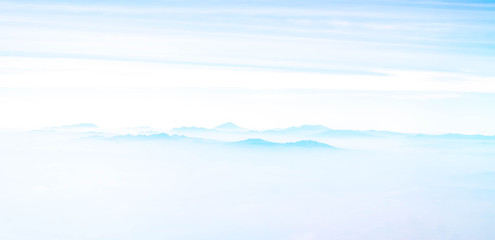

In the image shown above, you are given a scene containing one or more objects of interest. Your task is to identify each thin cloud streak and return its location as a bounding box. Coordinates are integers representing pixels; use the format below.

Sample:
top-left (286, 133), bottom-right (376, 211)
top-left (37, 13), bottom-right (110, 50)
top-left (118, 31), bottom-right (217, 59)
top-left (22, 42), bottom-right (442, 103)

top-left (1, 0), bottom-right (494, 133)
top-left (2, 0), bottom-right (494, 76)
top-left (1, 57), bottom-right (494, 93)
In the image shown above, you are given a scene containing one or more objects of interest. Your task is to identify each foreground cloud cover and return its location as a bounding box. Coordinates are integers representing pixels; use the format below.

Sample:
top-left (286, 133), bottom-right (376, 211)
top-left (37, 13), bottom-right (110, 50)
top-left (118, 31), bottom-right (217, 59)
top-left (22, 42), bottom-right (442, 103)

top-left (1, 124), bottom-right (495, 239)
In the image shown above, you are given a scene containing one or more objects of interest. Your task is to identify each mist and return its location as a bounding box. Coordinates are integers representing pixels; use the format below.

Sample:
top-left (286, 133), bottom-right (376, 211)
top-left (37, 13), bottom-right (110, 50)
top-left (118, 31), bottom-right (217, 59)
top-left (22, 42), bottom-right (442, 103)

top-left (1, 126), bottom-right (494, 240)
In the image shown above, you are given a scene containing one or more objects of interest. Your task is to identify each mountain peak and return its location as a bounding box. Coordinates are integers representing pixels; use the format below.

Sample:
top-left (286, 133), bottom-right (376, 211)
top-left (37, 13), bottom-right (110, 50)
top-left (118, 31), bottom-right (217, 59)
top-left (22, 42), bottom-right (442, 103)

top-left (232, 138), bottom-right (336, 148)
top-left (215, 122), bottom-right (244, 131)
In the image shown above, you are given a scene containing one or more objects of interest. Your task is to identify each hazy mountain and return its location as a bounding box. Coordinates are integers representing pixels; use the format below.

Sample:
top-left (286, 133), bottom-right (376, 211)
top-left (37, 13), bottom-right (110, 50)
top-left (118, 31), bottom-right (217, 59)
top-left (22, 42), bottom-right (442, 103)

top-left (232, 138), bottom-right (336, 148)
top-left (171, 122), bottom-right (245, 134)
top-left (136, 124), bottom-right (495, 144)
top-left (265, 125), bottom-right (330, 135)
top-left (111, 133), bottom-right (173, 140)
top-left (106, 134), bottom-right (336, 149)
top-left (412, 133), bottom-right (495, 140)
top-left (363, 130), bottom-right (410, 137)
top-left (232, 138), bottom-right (280, 146)
top-left (214, 122), bottom-right (246, 132)
top-left (2, 126), bottom-right (495, 240)
top-left (171, 126), bottom-right (212, 133)
top-left (317, 129), bottom-right (372, 138)
top-left (285, 140), bottom-right (337, 148)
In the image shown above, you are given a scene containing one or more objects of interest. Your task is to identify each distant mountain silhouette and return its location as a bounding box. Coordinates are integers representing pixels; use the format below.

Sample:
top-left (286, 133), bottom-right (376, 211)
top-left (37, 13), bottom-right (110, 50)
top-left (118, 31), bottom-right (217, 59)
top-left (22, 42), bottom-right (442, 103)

top-left (171, 122), bottom-right (247, 135)
top-left (362, 130), bottom-right (408, 137)
top-left (412, 133), bottom-right (495, 140)
top-left (262, 125), bottom-right (377, 138)
top-left (111, 133), bottom-right (173, 140)
top-left (286, 140), bottom-right (336, 148)
top-left (171, 126), bottom-right (212, 132)
top-left (215, 122), bottom-right (246, 131)
top-left (317, 129), bottom-right (372, 138)
top-left (104, 134), bottom-right (336, 149)
top-left (232, 138), bottom-right (336, 148)
top-left (265, 125), bottom-right (329, 135)
top-left (233, 138), bottom-right (280, 146)
top-left (167, 124), bottom-right (495, 141)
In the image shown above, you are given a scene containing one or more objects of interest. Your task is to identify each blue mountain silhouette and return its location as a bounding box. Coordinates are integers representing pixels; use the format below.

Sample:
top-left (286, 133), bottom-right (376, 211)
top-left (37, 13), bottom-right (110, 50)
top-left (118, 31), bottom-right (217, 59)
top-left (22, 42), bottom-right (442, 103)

top-left (232, 138), bottom-right (335, 148)
top-left (215, 122), bottom-right (245, 131)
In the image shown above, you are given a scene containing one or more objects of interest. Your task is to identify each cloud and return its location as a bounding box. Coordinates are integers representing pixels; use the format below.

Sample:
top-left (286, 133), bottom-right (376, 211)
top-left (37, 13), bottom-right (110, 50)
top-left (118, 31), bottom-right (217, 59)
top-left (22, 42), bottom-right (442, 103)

top-left (2, 0), bottom-right (494, 76)
top-left (1, 57), bottom-right (494, 93)
top-left (1, 128), bottom-right (495, 239)
top-left (389, 93), bottom-right (461, 100)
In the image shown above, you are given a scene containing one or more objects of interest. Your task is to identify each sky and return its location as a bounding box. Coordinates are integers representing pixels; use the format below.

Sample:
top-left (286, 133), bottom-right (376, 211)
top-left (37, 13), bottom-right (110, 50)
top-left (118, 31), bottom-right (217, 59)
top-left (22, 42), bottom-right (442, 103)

top-left (1, 0), bottom-right (495, 134)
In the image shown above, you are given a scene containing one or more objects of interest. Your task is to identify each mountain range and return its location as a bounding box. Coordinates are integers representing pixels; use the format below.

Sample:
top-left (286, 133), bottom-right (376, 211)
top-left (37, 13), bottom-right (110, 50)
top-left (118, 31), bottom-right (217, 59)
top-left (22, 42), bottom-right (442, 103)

top-left (44, 122), bottom-right (495, 150)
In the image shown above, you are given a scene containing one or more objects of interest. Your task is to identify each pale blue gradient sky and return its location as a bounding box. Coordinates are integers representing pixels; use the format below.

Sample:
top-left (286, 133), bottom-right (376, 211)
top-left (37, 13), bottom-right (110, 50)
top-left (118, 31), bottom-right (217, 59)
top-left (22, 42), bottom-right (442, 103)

top-left (0, 0), bottom-right (494, 133)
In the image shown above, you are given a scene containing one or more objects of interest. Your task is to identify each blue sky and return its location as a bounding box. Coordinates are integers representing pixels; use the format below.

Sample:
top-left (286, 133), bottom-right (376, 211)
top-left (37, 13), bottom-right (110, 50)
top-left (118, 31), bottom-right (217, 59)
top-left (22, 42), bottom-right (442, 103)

top-left (1, 0), bottom-right (494, 133)
top-left (2, 0), bottom-right (495, 73)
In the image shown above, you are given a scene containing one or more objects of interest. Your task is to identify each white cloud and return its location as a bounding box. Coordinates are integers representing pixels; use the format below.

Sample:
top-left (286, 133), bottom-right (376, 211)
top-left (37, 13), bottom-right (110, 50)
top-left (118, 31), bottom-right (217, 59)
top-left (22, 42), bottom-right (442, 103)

top-left (1, 57), bottom-right (494, 92)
